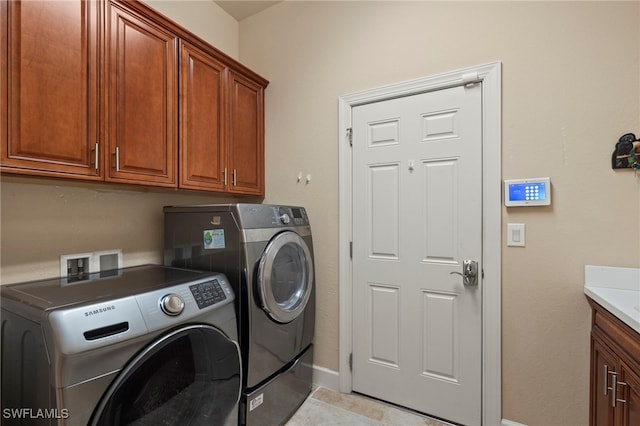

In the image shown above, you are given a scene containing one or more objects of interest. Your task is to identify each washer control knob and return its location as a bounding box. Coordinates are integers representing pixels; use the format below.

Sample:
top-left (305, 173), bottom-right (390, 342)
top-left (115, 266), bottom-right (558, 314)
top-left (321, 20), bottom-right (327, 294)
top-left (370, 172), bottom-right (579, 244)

top-left (160, 294), bottom-right (184, 316)
top-left (280, 213), bottom-right (291, 225)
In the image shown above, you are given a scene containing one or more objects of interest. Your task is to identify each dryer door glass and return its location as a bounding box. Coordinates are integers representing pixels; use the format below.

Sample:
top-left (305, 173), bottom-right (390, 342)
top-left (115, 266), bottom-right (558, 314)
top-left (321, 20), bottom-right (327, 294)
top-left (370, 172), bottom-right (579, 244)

top-left (91, 325), bottom-right (240, 426)
top-left (258, 231), bottom-right (314, 323)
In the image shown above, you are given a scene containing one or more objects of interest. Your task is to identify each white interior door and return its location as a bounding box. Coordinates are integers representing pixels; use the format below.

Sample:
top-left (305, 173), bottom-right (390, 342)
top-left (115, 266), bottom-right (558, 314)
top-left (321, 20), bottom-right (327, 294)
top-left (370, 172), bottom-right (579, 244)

top-left (352, 83), bottom-right (482, 425)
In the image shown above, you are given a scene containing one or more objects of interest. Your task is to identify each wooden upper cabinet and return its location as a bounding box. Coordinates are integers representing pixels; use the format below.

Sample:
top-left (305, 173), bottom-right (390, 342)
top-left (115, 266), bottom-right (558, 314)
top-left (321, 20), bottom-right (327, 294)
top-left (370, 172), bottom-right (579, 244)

top-left (179, 40), bottom-right (226, 192)
top-left (228, 70), bottom-right (265, 196)
top-left (1, 0), bottom-right (102, 179)
top-left (1, 0), bottom-right (267, 194)
top-left (180, 44), bottom-right (267, 195)
top-left (105, 1), bottom-right (178, 187)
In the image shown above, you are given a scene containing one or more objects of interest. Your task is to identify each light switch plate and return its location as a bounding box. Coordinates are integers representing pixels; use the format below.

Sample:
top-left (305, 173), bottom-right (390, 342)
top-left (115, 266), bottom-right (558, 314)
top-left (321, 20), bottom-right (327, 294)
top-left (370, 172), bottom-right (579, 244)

top-left (507, 223), bottom-right (525, 247)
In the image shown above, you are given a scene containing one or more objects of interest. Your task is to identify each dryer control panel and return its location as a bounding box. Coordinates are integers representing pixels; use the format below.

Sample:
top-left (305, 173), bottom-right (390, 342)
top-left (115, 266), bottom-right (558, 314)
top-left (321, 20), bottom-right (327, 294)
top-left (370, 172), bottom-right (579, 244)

top-left (289, 207), bottom-right (309, 226)
top-left (276, 206), bottom-right (309, 226)
top-left (233, 204), bottom-right (310, 228)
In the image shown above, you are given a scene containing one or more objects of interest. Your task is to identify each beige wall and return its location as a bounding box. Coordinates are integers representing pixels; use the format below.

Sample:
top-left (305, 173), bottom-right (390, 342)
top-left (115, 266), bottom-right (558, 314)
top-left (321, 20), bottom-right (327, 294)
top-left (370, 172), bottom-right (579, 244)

top-left (238, 1), bottom-right (640, 425)
top-left (0, 177), bottom-right (244, 282)
top-left (142, 0), bottom-right (240, 58)
top-left (1, 1), bottom-right (639, 426)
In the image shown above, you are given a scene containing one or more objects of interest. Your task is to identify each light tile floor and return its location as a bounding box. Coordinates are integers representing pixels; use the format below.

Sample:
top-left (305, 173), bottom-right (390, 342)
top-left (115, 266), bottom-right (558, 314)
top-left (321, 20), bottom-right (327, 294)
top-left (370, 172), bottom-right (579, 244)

top-left (286, 387), bottom-right (453, 426)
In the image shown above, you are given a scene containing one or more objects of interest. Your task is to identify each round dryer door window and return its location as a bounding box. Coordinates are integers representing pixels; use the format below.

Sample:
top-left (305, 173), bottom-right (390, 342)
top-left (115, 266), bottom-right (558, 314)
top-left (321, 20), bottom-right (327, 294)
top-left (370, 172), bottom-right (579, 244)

top-left (258, 231), bottom-right (314, 323)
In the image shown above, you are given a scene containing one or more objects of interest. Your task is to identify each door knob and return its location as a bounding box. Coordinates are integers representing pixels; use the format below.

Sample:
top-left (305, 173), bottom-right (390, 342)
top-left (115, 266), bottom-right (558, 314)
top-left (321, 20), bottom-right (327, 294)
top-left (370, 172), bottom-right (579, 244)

top-left (450, 260), bottom-right (479, 286)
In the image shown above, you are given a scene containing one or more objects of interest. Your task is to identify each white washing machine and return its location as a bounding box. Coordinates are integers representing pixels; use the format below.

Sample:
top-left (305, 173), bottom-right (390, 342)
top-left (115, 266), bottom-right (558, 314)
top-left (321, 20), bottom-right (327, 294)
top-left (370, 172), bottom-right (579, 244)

top-left (1, 265), bottom-right (241, 425)
top-left (164, 204), bottom-right (315, 426)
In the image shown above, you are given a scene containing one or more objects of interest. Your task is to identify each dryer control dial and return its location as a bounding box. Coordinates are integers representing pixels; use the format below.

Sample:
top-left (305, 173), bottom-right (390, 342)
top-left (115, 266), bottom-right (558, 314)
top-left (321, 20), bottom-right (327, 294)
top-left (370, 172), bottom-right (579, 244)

top-left (280, 213), bottom-right (291, 225)
top-left (160, 294), bottom-right (185, 316)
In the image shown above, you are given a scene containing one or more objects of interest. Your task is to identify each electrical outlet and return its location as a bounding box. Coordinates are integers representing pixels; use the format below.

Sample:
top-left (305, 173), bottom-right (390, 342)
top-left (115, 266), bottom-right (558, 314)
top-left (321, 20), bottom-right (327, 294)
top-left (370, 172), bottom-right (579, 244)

top-left (95, 249), bottom-right (123, 276)
top-left (60, 249), bottom-right (123, 280)
top-left (61, 253), bottom-right (92, 282)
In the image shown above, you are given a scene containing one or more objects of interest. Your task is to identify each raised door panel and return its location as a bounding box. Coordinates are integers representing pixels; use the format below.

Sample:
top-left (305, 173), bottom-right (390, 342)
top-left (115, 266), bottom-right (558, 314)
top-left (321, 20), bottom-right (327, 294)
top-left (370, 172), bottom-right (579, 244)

top-left (227, 71), bottom-right (264, 196)
top-left (591, 337), bottom-right (617, 426)
top-left (1, 0), bottom-right (101, 179)
top-left (179, 41), bottom-right (226, 192)
top-left (106, 2), bottom-right (177, 187)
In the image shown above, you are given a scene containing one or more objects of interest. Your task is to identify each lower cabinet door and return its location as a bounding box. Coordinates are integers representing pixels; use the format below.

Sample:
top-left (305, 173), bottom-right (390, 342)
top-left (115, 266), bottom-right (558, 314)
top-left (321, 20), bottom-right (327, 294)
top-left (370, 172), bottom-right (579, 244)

top-left (591, 337), bottom-right (617, 426)
top-left (619, 361), bottom-right (640, 426)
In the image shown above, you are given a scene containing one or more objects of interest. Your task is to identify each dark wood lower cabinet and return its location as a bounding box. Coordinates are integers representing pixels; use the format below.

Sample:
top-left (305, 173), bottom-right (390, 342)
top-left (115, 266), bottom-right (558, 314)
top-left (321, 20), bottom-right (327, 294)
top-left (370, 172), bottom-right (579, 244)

top-left (588, 298), bottom-right (640, 426)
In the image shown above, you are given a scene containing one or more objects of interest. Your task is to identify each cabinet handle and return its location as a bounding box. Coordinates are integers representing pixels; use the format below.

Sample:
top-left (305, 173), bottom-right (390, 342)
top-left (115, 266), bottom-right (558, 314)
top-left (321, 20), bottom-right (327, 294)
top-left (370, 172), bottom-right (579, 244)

top-left (232, 169), bottom-right (237, 186)
top-left (92, 143), bottom-right (99, 171)
top-left (611, 371), bottom-right (618, 407)
top-left (223, 168), bottom-right (227, 185)
top-left (609, 372), bottom-right (628, 408)
top-left (604, 365), bottom-right (610, 396)
top-left (115, 147), bottom-right (120, 172)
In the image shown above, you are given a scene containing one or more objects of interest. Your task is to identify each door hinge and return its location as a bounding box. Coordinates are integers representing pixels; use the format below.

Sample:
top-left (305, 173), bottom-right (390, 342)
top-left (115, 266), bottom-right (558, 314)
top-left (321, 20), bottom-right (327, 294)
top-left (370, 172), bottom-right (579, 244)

top-left (349, 241), bottom-right (353, 259)
top-left (349, 353), bottom-right (353, 371)
top-left (347, 127), bottom-right (353, 147)
top-left (462, 71), bottom-right (481, 88)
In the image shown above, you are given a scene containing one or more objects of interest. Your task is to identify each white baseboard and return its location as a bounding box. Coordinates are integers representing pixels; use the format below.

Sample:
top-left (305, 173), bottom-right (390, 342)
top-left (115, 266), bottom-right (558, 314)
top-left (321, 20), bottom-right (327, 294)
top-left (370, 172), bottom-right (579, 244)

top-left (311, 364), bottom-right (340, 392)
top-left (502, 419), bottom-right (527, 426)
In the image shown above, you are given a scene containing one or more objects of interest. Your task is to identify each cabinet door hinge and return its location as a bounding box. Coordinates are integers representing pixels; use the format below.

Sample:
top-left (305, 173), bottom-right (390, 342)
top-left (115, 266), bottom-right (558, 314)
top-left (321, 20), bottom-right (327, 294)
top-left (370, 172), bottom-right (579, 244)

top-left (347, 127), bottom-right (353, 147)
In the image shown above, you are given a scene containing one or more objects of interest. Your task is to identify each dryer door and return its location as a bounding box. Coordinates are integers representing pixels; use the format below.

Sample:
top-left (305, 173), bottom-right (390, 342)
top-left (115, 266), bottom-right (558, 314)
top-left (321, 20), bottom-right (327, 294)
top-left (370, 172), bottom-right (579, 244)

top-left (258, 231), bottom-right (314, 323)
top-left (90, 324), bottom-right (240, 426)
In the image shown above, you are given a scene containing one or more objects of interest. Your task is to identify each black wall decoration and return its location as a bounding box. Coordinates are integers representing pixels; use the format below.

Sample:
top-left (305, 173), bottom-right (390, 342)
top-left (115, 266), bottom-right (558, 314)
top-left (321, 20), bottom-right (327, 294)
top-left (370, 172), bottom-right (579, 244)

top-left (612, 133), bottom-right (640, 169)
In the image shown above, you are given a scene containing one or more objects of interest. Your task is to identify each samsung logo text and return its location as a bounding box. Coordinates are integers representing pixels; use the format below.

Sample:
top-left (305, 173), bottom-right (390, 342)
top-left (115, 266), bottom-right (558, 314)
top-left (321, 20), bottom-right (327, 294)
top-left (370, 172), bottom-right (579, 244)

top-left (84, 305), bottom-right (116, 317)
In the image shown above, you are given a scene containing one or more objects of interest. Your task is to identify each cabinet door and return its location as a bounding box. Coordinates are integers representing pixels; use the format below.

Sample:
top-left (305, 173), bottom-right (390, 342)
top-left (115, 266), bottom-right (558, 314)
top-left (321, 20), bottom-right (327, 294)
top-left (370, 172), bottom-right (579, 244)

top-left (227, 71), bottom-right (265, 196)
top-left (106, 2), bottom-right (178, 187)
top-left (179, 41), bottom-right (226, 192)
top-left (592, 337), bottom-right (617, 426)
top-left (1, 0), bottom-right (101, 179)
top-left (618, 361), bottom-right (640, 426)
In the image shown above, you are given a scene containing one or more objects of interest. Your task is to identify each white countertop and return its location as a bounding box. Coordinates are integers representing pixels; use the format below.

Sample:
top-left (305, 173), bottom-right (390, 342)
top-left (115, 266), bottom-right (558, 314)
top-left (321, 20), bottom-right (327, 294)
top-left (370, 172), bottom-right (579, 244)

top-left (584, 265), bottom-right (640, 334)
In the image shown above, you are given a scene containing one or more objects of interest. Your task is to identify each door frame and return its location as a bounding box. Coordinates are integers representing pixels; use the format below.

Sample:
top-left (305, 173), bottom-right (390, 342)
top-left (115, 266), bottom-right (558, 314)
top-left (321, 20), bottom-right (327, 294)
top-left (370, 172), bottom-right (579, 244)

top-left (338, 61), bottom-right (502, 425)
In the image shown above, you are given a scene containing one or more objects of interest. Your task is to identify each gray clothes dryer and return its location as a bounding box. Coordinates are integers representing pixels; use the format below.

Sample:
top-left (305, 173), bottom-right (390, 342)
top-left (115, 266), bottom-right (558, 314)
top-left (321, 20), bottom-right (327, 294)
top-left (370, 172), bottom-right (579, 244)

top-left (164, 204), bottom-right (315, 426)
top-left (1, 265), bottom-right (241, 426)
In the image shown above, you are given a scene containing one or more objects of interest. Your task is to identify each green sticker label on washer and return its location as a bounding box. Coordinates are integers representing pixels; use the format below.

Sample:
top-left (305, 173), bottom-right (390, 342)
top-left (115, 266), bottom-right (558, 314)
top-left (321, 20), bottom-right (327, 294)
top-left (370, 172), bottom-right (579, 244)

top-left (204, 229), bottom-right (225, 249)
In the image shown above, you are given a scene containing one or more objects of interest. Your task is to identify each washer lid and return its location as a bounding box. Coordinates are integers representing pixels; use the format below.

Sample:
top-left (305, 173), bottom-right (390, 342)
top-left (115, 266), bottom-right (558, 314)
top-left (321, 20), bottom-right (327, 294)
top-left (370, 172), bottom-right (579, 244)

top-left (1, 265), bottom-right (216, 311)
top-left (257, 231), bottom-right (313, 323)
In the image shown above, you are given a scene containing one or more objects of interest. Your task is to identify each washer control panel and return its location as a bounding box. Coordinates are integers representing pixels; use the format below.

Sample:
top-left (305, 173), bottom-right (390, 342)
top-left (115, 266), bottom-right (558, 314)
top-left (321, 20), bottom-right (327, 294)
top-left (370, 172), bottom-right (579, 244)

top-left (189, 279), bottom-right (228, 309)
top-left (160, 293), bottom-right (185, 316)
top-left (48, 272), bottom-right (234, 355)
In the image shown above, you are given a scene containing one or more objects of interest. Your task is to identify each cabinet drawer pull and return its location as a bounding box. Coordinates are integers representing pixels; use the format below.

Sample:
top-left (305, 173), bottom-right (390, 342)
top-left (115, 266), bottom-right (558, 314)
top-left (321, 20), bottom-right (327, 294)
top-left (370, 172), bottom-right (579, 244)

top-left (223, 168), bottom-right (227, 185)
top-left (232, 169), bottom-right (237, 186)
top-left (115, 147), bottom-right (120, 172)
